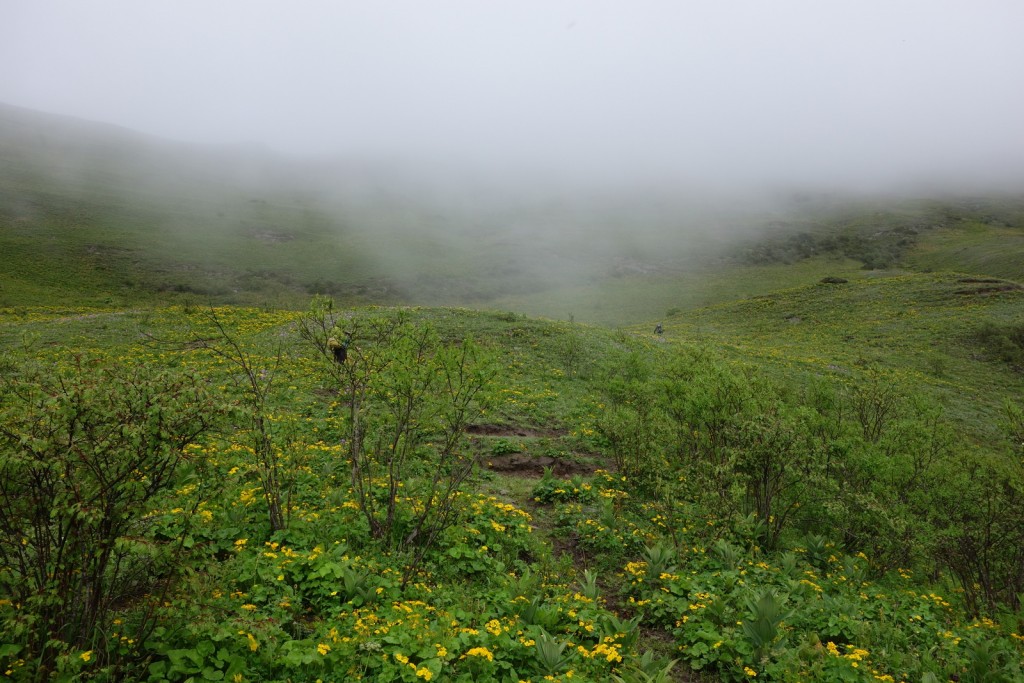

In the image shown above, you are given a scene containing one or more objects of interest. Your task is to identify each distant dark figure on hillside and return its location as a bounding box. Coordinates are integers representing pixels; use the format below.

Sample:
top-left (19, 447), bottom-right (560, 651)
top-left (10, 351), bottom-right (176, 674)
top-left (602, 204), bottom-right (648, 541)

top-left (327, 333), bottom-right (352, 363)
top-left (654, 323), bottom-right (664, 335)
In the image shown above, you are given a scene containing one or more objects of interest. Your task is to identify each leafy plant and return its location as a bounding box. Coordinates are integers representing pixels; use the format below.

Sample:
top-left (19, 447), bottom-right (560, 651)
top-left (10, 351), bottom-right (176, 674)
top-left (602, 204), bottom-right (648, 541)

top-left (490, 437), bottom-right (523, 455)
top-left (0, 356), bottom-right (217, 674)
top-left (187, 308), bottom-right (291, 532)
top-left (598, 613), bottom-right (643, 650)
top-left (576, 569), bottom-right (601, 601)
top-left (712, 539), bottom-right (742, 568)
top-left (801, 533), bottom-right (832, 571)
top-left (742, 590), bottom-right (793, 662)
top-left (518, 596), bottom-right (562, 632)
top-left (532, 470), bottom-right (597, 505)
top-left (298, 299), bottom-right (497, 584)
top-left (611, 650), bottom-right (678, 683)
top-left (641, 544), bottom-right (678, 579)
top-left (533, 631), bottom-right (575, 676)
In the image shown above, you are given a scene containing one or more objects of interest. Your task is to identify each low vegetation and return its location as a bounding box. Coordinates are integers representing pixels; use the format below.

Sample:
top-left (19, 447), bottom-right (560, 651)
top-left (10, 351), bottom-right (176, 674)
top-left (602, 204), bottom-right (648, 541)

top-left (2, 104), bottom-right (1023, 682)
top-left (5, 104), bottom-right (1024, 327)
top-left (0, 284), bottom-right (1021, 681)
top-left (977, 320), bottom-right (1024, 369)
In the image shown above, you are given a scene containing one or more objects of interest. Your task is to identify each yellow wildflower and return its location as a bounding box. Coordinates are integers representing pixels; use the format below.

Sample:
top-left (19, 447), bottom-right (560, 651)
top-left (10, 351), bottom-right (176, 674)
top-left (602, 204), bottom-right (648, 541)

top-left (462, 647), bottom-right (495, 661)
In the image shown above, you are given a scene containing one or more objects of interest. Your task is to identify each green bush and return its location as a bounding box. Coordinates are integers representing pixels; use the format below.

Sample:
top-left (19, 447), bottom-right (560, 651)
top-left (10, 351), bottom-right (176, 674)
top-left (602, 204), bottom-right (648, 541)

top-left (0, 357), bottom-right (217, 676)
top-left (298, 299), bottom-right (498, 585)
top-left (977, 321), bottom-right (1024, 367)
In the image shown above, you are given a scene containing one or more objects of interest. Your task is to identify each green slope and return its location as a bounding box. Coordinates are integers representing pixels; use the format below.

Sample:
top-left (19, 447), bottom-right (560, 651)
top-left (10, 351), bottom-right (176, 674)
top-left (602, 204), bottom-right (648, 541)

top-left (655, 271), bottom-right (1024, 441)
top-left (3, 102), bottom-right (1024, 329)
top-left (1, 298), bottom-right (1022, 682)
top-left (908, 222), bottom-right (1024, 281)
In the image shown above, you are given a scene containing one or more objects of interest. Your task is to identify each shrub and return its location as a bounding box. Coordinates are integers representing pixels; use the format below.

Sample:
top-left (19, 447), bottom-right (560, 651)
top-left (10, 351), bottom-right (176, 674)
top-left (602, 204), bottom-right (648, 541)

top-left (977, 321), bottom-right (1024, 368)
top-left (0, 357), bottom-right (217, 675)
top-left (298, 298), bottom-right (498, 585)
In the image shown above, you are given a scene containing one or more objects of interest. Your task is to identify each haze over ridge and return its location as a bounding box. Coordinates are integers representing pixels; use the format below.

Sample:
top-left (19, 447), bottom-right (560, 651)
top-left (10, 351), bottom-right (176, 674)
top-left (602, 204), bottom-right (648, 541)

top-left (3, 1), bottom-right (1024, 194)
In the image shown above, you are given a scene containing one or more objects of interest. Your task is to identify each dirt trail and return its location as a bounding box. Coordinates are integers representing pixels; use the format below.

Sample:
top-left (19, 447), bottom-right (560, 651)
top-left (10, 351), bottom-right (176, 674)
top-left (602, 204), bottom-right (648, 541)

top-left (471, 424), bottom-right (705, 682)
top-left (469, 423), bottom-right (601, 478)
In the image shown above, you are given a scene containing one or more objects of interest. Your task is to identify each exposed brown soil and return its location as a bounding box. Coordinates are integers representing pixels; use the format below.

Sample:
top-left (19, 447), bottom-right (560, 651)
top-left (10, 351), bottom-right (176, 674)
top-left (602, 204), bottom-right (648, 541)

top-left (552, 531), bottom-right (592, 568)
top-left (477, 453), bottom-right (597, 477)
top-left (954, 277), bottom-right (1022, 295)
top-left (466, 423), bottom-right (568, 438)
top-left (955, 284), bottom-right (1022, 295)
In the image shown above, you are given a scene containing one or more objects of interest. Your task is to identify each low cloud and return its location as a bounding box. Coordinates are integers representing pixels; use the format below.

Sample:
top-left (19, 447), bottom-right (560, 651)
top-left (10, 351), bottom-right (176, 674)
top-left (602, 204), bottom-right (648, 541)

top-left (2, 1), bottom-right (1023, 194)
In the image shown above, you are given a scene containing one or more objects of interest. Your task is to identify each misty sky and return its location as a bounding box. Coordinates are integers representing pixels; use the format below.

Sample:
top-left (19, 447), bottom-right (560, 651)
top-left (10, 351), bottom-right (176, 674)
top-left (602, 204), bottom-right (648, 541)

top-left (3, 1), bottom-right (1024, 191)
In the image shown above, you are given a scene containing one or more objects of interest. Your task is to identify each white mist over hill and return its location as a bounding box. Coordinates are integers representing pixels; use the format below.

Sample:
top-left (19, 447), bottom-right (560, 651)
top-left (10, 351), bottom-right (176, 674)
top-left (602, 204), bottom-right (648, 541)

top-left (3, 1), bottom-right (1024, 195)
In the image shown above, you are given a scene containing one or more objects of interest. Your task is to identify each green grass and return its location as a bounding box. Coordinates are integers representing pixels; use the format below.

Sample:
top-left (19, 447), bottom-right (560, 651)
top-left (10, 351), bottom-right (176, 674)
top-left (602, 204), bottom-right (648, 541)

top-left (488, 256), bottom-right (881, 326)
top-left (1, 300), bottom-right (1021, 682)
top-left (650, 272), bottom-right (1024, 442)
top-left (2, 104), bottom-right (1024, 680)
top-left (906, 221), bottom-right (1024, 280)
top-left (6, 103), bottom-right (1023, 325)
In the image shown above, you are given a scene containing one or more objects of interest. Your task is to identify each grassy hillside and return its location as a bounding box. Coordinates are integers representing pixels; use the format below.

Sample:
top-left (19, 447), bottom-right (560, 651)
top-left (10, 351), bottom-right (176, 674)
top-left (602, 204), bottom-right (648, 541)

top-left (0, 103), bottom-right (389, 307)
top-left (908, 222), bottom-right (1024, 281)
top-left (2, 104), bottom-right (1024, 681)
top-left (656, 272), bottom-right (1024, 437)
top-left (1, 293), bottom-right (1022, 682)
top-left (5, 102), bottom-right (1023, 325)
top-left (1, 102), bottom-right (721, 313)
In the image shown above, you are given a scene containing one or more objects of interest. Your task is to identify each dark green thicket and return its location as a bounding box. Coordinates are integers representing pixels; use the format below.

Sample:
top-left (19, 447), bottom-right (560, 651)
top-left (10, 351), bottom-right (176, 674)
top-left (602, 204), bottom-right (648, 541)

top-left (977, 321), bottom-right (1024, 368)
top-left (592, 346), bottom-right (1024, 610)
top-left (742, 227), bottom-right (918, 269)
top-left (0, 358), bottom-right (217, 677)
top-left (297, 298), bottom-right (498, 585)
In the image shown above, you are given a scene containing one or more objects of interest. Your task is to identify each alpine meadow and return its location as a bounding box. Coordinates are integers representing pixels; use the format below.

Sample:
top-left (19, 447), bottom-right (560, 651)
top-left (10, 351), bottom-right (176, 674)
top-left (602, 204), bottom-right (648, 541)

top-left (7, 3), bottom-right (1024, 678)
top-left (2, 96), bottom-right (1023, 683)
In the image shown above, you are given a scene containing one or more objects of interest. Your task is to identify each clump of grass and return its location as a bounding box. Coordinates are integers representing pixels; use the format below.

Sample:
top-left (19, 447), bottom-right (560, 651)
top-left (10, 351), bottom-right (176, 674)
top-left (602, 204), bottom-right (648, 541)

top-left (977, 320), bottom-right (1024, 368)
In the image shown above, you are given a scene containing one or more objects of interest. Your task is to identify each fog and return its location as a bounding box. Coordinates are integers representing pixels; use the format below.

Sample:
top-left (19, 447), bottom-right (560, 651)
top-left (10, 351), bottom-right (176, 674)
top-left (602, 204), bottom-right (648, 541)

top-left (3, 2), bottom-right (1024, 322)
top-left (4, 1), bottom-right (1024, 195)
